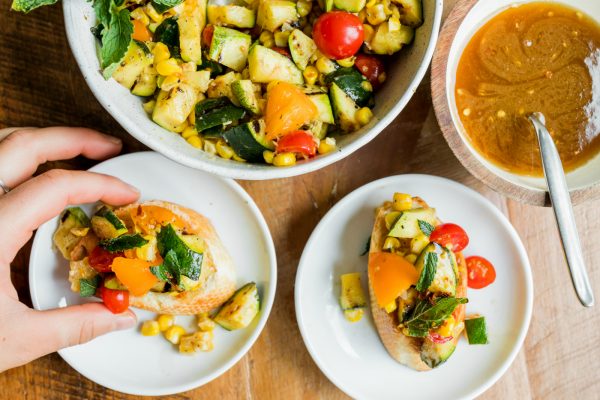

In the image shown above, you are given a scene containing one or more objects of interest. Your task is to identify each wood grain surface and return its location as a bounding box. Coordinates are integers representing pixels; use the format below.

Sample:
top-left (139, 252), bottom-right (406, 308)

top-left (1, 0), bottom-right (599, 399)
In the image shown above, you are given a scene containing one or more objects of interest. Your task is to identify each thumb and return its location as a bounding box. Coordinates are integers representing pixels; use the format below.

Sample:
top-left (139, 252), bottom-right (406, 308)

top-left (24, 303), bottom-right (137, 356)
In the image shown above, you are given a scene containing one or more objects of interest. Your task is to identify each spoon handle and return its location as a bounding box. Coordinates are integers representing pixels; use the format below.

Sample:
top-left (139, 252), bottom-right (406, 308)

top-left (529, 113), bottom-right (595, 307)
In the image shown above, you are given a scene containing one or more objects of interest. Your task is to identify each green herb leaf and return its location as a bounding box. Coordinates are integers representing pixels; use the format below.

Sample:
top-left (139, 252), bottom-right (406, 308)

top-left (92, 0), bottom-right (111, 28)
top-left (79, 275), bottom-right (102, 297)
top-left (415, 252), bottom-right (437, 292)
top-left (100, 8), bottom-right (133, 68)
top-left (404, 297), bottom-right (468, 337)
top-left (150, 249), bottom-right (180, 285)
top-left (157, 224), bottom-right (203, 281)
top-left (11, 0), bottom-right (57, 12)
top-left (99, 233), bottom-right (148, 252)
top-left (418, 220), bottom-right (435, 237)
top-left (152, 0), bottom-right (183, 7)
top-left (361, 235), bottom-right (371, 256)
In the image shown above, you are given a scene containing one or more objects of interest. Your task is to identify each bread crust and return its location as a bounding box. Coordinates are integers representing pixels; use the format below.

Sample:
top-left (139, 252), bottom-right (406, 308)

top-left (71, 200), bottom-right (236, 315)
top-left (367, 197), bottom-right (467, 371)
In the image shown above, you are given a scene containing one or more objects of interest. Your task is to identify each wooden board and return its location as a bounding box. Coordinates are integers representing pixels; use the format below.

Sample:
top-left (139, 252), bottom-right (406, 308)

top-left (1, 0), bottom-right (599, 398)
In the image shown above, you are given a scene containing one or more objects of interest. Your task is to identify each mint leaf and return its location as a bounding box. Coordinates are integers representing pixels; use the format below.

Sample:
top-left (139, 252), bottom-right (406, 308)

top-left (418, 220), bottom-right (435, 237)
top-left (151, 249), bottom-right (181, 285)
top-left (404, 297), bottom-right (468, 336)
top-left (92, 0), bottom-right (111, 27)
top-left (79, 275), bottom-right (101, 297)
top-left (415, 252), bottom-right (437, 292)
top-left (152, 0), bottom-right (183, 7)
top-left (100, 8), bottom-right (133, 68)
top-left (11, 0), bottom-right (57, 12)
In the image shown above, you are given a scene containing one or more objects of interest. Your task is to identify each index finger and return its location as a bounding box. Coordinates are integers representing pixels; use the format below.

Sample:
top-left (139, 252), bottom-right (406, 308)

top-left (0, 169), bottom-right (139, 265)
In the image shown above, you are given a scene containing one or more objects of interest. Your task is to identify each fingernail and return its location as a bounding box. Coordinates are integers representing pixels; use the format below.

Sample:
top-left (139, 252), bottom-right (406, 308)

top-left (126, 183), bottom-right (140, 194)
top-left (115, 313), bottom-right (137, 330)
top-left (107, 135), bottom-right (122, 145)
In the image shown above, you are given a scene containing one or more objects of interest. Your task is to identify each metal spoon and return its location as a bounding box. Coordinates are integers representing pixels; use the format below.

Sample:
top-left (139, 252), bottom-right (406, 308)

top-left (529, 113), bottom-right (595, 307)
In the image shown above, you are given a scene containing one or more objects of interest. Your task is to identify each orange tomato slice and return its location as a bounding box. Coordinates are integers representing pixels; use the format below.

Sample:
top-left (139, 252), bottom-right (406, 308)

top-left (130, 205), bottom-right (189, 234)
top-left (111, 257), bottom-right (159, 297)
top-left (265, 82), bottom-right (319, 140)
top-left (368, 252), bottom-right (419, 308)
top-left (132, 19), bottom-right (152, 42)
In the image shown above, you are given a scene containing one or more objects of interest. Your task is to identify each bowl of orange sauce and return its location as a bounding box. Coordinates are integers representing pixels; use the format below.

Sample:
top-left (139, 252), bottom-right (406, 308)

top-left (432, 0), bottom-right (600, 205)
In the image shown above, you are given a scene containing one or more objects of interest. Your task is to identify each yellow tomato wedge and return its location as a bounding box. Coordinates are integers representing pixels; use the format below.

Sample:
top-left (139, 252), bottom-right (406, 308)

top-left (131, 205), bottom-right (189, 233)
top-left (111, 257), bottom-right (159, 296)
top-left (265, 82), bottom-right (318, 140)
top-left (368, 252), bottom-right (419, 309)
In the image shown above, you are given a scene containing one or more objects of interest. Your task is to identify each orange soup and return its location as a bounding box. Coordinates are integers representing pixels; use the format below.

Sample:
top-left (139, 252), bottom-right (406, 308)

top-left (456, 2), bottom-right (600, 176)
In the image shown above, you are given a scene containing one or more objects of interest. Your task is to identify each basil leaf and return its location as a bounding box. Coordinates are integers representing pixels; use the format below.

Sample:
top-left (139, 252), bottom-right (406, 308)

top-left (92, 0), bottom-right (111, 28)
top-left (361, 235), bottom-right (371, 256)
top-left (79, 275), bottom-right (101, 297)
top-left (415, 252), bottom-right (437, 292)
top-left (152, 0), bottom-right (183, 7)
top-left (100, 8), bottom-right (133, 68)
top-left (151, 249), bottom-right (181, 285)
top-left (99, 233), bottom-right (149, 252)
top-left (404, 297), bottom-right (468, 336)
top-left (11, 0), bottom-right (57, 12)
top-left (418, 220), bottom-right (435, 237)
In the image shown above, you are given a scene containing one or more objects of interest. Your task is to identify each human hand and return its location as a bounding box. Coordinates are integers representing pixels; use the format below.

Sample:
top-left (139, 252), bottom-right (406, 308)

top-left (0, 127), bottom-right (140, 372)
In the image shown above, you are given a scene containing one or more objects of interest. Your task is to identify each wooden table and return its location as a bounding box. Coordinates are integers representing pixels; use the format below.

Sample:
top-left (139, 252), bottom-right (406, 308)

top-left (1, 0), bottom-right (599, 398)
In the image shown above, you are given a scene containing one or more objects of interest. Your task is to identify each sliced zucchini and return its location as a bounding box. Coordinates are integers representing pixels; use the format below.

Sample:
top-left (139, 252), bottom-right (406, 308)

top-left (232, 79), bottom-right (261, 115)
top-left (415, 243), bottom-right (457, 297)
top-left (326, 67), bottom-right (373, 107)
top-left (207, 71), bottom-right (242, 105)
top-left (329, 83), bottom-right (360, 132)
top-left (100, 234), bottom-right (149, 253)
top-left (112, 41), bottom-right (154, 90)
top-left (333, 0), bottom-right (365, 12)
top-left (288, 29), bottom-right (317, 70)
top-left (131, 64), bottom-right (158, 97)
top-left (91, 206), bottom-right (128, 240)
top-left (104, 276), bottom-right (129, 291)
top-left (207, 4), bottom-right (256, 28)
top-left (465, 316), bottom-right (489, 345)
top-left (309, 93), bottom-right (335, 124)
top-left (369, 22), bottom-right (414, 55)
top-left (257, 0), bottom-right (298, 32)
top-left (157, 224), bottom-right (204, 281)
top-left (178, 0), bottom-right (207, 65)
top-left (208, 26), bottom-right (252, 72)
top-left (152, 83), bottom-right (200, 132)
top-left (214, 282), bottom-right (261, 330)
top-left (154, 18), bottom-right (180, 57)
top-left (420, 338), bottom-right (456, 369)
top-left (388, 207), bottom-right (436, 238)
top-left (181, 70), bottom-right (212, 93)
top-left (53, 207), bottom-right (91, 260)
top-left (395, 0), bottom-right (424, 28)
top-left (340, 272), bottom-right (367, 310)
top-left (248, 44), bottom-right (304, 84)
top-left (223, 119), bottom-right (274, 162)
top-left (195, 97), bottom-right (246, 132)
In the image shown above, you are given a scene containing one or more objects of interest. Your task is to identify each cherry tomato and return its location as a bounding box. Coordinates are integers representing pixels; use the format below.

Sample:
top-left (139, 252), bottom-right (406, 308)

top-left (466, 256), bottom-right (496, 289)
top-left (276, 131), bottom-right (317, 157)
top-left (99, 286), bottom-right (130, 314)
top-left (312, 11), bottom-right (364, 59)
top-left (428, 332), bottom-right (453, 344)
top-left (88, 246), bottom-right (123, 273)
top-left (354, 54), bottom-right (386, 88)
top-left (272, 46), bottom-right (291, 58)
top-left (202, 25), bottom-right (214, 47)
top-left (430, 223), bottom-right (469, 252)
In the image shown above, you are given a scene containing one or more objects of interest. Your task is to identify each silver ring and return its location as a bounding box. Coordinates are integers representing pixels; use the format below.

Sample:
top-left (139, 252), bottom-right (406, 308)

top-left (0, 179), bottom-right (10, 194)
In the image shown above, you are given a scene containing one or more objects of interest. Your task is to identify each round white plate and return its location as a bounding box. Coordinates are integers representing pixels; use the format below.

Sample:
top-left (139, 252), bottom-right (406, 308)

top-left (295, 174), bottom-right (533, 400)
top-left (29, 151), bottom-right (277, 396)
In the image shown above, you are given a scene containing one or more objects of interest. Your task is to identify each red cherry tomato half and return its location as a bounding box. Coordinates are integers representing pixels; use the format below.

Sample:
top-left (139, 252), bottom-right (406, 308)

top-left (312, 11), bottom-right (364, 60)
top-left (430, 223), bottom-right (469, 252)
top-left (88, 246), bottom-right (122, 273)
top-left (272, 47), bottom-right (291, 58)
top-left (276, 131), bottom-right (317, 157)
top-left (354, 54), bottom-right (385, 88)
top-left (99, 286), bottom-right (130, 314)
top-left (428, 332), bottom-right (453, 344)
top-left (466, 256), bottom-right (496, 289)
top-left (202, 25), bottom-right (214, 47)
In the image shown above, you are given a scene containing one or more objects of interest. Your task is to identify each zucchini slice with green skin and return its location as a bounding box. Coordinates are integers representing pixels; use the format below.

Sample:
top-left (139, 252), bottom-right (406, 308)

top-left (214, 282), bottom-right (260, 330)
top-left (288, 29), bottom-right (317, 70)
top-left (195, 97), bottom-right (247, 132)
top-left (178, 0), bottom-right (207, 65)
top-left (53, 207), bottom-right (91, 260)
top-left (157, 224), bottom-right (204, 281)
top-left (154, 18), bottom-right (180, 57)
top-left (100, 234), bottom-right (149, 253)
top-left (152, 83), bottom-right (200, 132)
top-left (340, 273), bottom-right (367, 310)
top-left (333, 0), bottom-right (366, 12)
top-left (207, 4), bottom-right (256, 28)
top-left (256, 0), bottom-right (298, 32)
top-left (248, 44), bottom-right (304, 84)
top-left (465, 316), bottom-right (489, 345)
top-left (329, 83), bottom-right (360, 132)
top-left (112, 41), bottom-right (154, 91)
top-left (395, 0), bottom-right (424, 28)
top-left (415, 243), bottom-right (457, 297)
top-left (420, 338), bottom-right (456, 369)
top-left (208, 26), bottom-right (252, 72)
top-left (388, 208), bottom-right (437, 238)
top-left (223, 119), bottom-right (274, 162)
top-left (326, 68), bottom-right (373, 107)
top-left (309, 93), bottom-right (335, 124)
top-left (232, 79), bottom-right (261, 115)
top-left (91, 206), bottom-right (128, 240)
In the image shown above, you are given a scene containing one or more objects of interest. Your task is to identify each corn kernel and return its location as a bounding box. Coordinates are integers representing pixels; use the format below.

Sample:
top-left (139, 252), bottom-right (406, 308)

top-left (187, 135), bottom-right (203, 148)
top-left (152, 43), bottom-right (171, 64)
top-left (356, 107), bottom-right (373, 126)
top-left (131, 7), bottom-right (150, 26)
top-left (344, 308), bottom-right (364, 322)
top-left (318, 137), bottom-right (336, 154)
top-left (361, 80), bottom-right (373, 92)
top-left (148, 22), bottom-right (160, 33)
top-left (274, 30), bottom-right (290, 47)
top-left (203, 139), bottom-right (217, 155)
top-left (383, 236), bottom-right (400, 251)
top-left (141, 320), bottom-right (160, 336)
top-left (157, 58), bottom-right (181, 76)
top-left (232, 154), bottom-right (246, 162)
top-left (182, 126), bottom-right (197, 139)
top-left (216, 140), bottom-right (234, 159)
top-left (164, 325), bottom-right (186, 345)
top-left (142, 100), bottom-right (155, 114)
top-left (273, 152), bottom-right (296, 167)
top-left (437, 315), bottom-right (455, 337)
top-left (393, 193), bottom-right (412, 211)
top-left (316, 56), bottom-right (337, 74)
top-left (410, 234), bottom-right (430, 254)
top-left (337, 57), bottom-right (355, 68)
top-left (259, 31), bottom-right (274, 47)
top-left (187, 110), bottom-right (196, 125)
top-left (263, 150), bottom-right (275, 164)
top-left (178, 334), bottom-right (197, 354)
top-left (405, 253), bottom-right (417, 264)
top-left (197, 313), bottom-right (216, 332)
top-left (384, 300), bottom-right (397, 313)
top-left (297, 0), bottom-right (312, 17)
top-left (388, 16), bottom-right (401, 32)
top-left (157, 314), bottom-right (174, 332)
top-left (303, 66), bottom-right (319, 85)
top-left (385, 211), bottom-right (401, 230)
top-left (145, 3), bottom-right (163, 23)
top-left (366, 0), bottom-right (377, 7)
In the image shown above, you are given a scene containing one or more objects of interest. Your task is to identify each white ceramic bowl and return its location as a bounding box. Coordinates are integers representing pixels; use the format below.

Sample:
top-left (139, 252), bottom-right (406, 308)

top-left (62, 1), bottom-right (443, 180)
top-left (446, 0), bottom-right (600, 193)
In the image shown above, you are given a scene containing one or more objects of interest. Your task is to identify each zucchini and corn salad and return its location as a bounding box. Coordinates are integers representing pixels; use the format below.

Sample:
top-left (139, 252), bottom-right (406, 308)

top-left (13, 0), bottom-right (424, 166)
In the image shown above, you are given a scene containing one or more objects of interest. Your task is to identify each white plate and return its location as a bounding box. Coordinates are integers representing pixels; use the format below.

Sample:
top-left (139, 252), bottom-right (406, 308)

top-left (295, 175), bottom-right (533, 400)
top-left (29, 152), bottom-right (277, 396)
